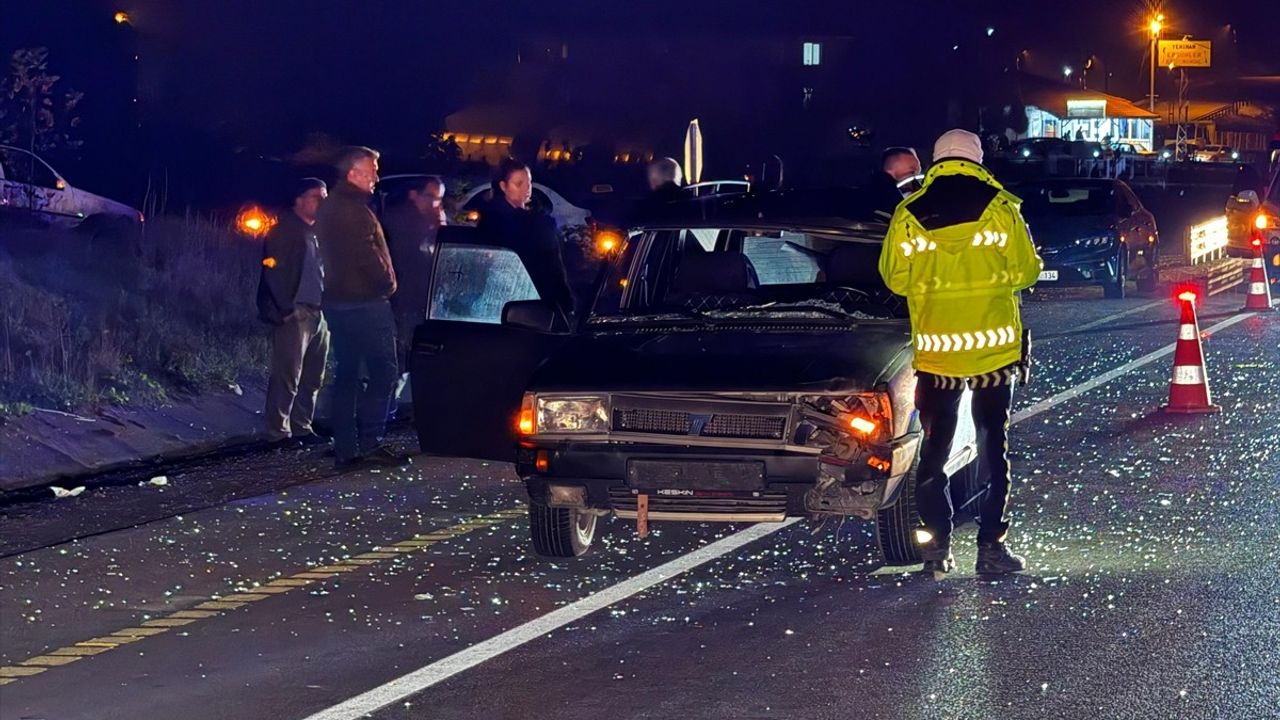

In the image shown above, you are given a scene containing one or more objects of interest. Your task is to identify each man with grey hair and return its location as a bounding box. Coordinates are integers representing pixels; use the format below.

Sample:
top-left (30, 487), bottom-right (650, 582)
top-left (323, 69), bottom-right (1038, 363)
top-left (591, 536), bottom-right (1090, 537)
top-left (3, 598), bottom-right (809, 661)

top-left (647, 157), bottom-right (683, 192)
top-left (636, 157), bottom-right (686, 219)
top-left (315, 146), bottom-right (407, 469)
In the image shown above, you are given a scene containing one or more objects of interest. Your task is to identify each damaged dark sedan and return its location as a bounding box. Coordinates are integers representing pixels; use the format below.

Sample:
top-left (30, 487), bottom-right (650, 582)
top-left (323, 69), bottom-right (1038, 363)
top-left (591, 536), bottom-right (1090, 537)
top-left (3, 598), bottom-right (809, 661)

top-left (410, 190), bottom-right (983, 565)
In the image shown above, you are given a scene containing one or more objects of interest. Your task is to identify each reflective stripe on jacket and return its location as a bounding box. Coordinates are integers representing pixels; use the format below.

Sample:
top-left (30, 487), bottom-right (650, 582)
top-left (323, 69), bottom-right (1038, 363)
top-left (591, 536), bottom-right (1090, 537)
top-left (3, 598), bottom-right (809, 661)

top-left (878, 160), bottom-right (1042, 377)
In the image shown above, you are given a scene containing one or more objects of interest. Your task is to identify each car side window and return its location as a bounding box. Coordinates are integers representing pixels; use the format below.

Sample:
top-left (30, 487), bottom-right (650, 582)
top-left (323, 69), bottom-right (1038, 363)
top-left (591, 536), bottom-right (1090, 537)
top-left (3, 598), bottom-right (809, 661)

top-left (742, 233), bottom-right (824, 285)
top-left (426, 244), bottom-right (540, 324)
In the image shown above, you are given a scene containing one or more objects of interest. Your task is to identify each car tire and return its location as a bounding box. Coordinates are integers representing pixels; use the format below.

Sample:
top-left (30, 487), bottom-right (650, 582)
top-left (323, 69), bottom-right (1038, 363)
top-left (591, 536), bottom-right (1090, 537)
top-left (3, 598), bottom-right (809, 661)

top-left (1103, 254), bottom-right (1127, 299)
top-left (875, 457), bottom-right (923, 565)
top-left (529, 502), bottom-right (597, 558)
top-left (1136, 252), bottom-right (1158, 293)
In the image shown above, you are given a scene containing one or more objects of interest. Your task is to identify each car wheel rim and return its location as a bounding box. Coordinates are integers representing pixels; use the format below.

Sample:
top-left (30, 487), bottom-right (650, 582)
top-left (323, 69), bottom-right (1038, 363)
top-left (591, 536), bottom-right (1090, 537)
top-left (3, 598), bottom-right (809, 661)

top-left (574, 512), bottom-right (596, 543)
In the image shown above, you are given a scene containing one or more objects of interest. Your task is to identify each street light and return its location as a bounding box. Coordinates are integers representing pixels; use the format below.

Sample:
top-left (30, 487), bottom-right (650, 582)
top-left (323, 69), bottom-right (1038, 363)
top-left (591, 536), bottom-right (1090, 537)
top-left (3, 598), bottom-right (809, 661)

top-left (113, 11), bottom-right (130, 24)
top-left (1149, 13), bottom-right (1164, 111)
top-left (1063, 65), bottom-right (1073, 80)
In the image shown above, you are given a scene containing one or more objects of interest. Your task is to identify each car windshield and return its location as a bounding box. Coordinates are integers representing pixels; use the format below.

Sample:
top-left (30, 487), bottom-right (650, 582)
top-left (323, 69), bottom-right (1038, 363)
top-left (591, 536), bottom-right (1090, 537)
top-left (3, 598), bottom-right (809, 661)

top-left (1018, 184), bottom-right (1113, 218)
top-left (589, 226), bottom-right (904, 323)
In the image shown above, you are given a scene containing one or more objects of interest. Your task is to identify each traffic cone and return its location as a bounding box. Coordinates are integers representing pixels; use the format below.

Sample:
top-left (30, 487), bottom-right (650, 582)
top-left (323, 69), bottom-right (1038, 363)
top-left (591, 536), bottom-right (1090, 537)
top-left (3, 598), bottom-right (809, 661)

top-left (1163, 291), bottom-right (1221, 414)
top-left (1242, 235), bottom-right (1276, 311)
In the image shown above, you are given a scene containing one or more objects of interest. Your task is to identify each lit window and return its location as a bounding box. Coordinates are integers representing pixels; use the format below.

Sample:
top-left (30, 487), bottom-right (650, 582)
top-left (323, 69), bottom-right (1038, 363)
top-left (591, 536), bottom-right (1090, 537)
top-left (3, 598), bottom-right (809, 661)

top-left (803, 42), bottom-right (822, 66)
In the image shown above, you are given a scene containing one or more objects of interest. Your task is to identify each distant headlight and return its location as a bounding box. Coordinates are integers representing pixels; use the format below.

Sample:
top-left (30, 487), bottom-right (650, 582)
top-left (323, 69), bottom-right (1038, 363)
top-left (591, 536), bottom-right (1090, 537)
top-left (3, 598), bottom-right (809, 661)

top-left (1073, 235), bottom-right (1115, 248)
top-left (536, 396), bottom-right (610, 433)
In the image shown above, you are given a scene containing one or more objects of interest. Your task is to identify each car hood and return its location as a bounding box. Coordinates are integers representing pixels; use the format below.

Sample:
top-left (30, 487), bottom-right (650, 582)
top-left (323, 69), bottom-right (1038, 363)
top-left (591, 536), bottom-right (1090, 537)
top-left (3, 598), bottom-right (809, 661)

top-left (529, 323), bottom-right (911, 393)
top-left (1025, 214), bottom-right (1115, 247)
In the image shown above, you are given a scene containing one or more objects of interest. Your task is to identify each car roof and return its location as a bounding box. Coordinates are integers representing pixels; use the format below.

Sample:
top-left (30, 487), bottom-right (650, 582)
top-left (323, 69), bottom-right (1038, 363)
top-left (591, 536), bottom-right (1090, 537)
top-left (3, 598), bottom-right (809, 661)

top-left (633, 187), bottom-right (888, 234)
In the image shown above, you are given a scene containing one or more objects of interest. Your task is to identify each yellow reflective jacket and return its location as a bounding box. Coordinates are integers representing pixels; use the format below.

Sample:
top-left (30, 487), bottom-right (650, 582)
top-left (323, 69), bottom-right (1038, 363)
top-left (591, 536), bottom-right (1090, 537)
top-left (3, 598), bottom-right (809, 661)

top-left (878, 160), bottom-right (1042, 377)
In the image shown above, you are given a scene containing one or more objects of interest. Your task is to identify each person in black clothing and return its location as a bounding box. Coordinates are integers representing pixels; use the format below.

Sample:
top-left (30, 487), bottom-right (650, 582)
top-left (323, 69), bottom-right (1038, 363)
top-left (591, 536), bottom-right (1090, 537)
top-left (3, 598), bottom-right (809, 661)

top-left (477, 158), bottom-right (576, 318)
top-left (632, 157), bottom-right (686, 221)
top-left (868, 146), bottom-right (922, 221)
top-left (256, 178), bottom-right (330, 445)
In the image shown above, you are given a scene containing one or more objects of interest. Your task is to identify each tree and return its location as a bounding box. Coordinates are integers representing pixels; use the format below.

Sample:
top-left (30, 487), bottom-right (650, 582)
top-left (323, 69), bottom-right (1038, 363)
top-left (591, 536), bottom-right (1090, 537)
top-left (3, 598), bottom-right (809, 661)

top-left (0, 47), bottom-right (84, 154)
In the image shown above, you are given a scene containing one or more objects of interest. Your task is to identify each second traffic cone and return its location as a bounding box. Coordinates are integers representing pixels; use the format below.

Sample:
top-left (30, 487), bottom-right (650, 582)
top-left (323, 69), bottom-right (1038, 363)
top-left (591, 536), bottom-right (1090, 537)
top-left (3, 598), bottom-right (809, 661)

top-left (1242, 235), bottom-right (1276, 311)
top-left (1163, 291), bottom-right (1221, 414)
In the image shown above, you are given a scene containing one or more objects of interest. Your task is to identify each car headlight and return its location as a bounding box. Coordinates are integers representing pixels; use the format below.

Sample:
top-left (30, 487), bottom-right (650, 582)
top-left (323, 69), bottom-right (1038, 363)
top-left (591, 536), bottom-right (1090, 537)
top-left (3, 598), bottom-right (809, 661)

top-left (535, 396), bottom-right (610, 434)
top-left (1073, 235), bottom-right (1114, 248)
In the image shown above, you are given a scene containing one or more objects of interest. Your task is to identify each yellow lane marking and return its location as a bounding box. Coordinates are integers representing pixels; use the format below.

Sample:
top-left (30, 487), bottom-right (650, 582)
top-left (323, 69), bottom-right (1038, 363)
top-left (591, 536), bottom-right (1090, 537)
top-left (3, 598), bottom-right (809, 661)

top-left (50, 646), bottom-right (113, 657)
top-left (1, 666), bottom-right (47, 677)
top-left (169, 610), bottom-right (221, 619)
top-left (142, 619), bottom-right (197, 628)
top-left (21, 655), bottom-right (82, 667)
top-left (266, 578), bottom-right (314, 587)
top-left (112, 627), bottom-right (168, 637)
top-left (1, 505), bottom-right (524, 686)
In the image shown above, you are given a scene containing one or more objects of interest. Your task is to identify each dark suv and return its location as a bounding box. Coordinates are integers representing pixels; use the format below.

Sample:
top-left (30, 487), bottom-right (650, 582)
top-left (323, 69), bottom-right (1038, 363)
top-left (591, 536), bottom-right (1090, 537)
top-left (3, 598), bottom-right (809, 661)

top-left (410, 190), bottom-right (983, 565)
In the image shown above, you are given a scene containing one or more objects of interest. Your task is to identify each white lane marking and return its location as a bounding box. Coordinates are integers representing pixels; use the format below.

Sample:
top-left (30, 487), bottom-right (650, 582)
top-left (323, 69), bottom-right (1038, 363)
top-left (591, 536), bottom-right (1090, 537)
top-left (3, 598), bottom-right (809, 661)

top-left (301, 519), bottom-right (799, 720)
top-left (1047, 299), bottom-right (1164, 338)
top-left (1012, 312), bottom-right (1251, 425)
top-left (305, 311), bottom-right (1255, 720)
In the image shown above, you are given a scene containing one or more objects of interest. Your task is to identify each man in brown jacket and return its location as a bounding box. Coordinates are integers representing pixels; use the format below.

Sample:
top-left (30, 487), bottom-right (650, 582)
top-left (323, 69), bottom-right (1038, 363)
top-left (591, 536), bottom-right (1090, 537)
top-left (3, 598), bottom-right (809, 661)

top-left (315, 146), bottom-right (408, 469)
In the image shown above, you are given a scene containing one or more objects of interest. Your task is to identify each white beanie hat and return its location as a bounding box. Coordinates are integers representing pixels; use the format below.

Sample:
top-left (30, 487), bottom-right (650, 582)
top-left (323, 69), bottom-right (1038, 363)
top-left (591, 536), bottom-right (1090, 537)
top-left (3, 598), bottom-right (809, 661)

top-left (933, 128), bottom-right (984, 164)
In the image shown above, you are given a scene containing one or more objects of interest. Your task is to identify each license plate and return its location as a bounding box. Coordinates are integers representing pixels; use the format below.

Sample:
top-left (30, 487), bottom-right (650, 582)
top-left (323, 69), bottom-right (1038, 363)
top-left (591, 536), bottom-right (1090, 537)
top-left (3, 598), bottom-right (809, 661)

top-left (1038, 270), bottom-right (1059, 281)
top-left (627, 460), bottom-right (764, 492)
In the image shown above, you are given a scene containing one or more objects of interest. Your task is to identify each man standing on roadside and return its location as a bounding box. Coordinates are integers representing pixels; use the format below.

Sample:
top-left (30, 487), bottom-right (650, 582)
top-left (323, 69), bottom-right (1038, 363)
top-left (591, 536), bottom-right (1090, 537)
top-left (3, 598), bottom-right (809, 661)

top-left (869, 147), bottom-right (923, 221)
top-left (385, 175), bottom-right (448, 414)
top-left (315, 146), bottom-right (408, 469)
top-left (257, 178), bottom-right (330, 446)
top-left (878, 129), bottom-right (1042, 576)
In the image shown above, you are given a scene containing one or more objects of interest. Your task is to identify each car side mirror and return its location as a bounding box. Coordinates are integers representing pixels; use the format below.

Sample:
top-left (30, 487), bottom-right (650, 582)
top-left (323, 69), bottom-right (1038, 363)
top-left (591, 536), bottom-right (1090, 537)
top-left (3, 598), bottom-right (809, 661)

top-left (502, 299), bottom-right (559, 332)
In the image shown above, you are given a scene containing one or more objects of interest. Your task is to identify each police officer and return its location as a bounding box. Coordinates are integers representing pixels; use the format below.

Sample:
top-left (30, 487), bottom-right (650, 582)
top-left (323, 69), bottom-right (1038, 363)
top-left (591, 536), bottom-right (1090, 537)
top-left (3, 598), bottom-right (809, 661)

top-left (878, 129), bottom-right (1043, 575)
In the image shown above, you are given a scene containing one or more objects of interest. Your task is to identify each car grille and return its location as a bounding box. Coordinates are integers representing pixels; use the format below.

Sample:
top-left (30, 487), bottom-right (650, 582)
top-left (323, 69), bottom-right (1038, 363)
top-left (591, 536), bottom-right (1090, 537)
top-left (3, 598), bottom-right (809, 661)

top-left (609, 488), bottom-right (788, 520)
top-left (612, 407), bottom-right (786, 440)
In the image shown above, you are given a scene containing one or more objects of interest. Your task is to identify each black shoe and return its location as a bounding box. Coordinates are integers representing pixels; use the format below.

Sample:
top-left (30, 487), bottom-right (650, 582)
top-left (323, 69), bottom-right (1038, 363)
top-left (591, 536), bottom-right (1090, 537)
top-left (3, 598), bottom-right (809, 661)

top-left (363, 446), bottom-right (412, 468)
top-left (976, 542), bottom-right (1027, 575)
top-left (921, 553), bottom-right (956, 575)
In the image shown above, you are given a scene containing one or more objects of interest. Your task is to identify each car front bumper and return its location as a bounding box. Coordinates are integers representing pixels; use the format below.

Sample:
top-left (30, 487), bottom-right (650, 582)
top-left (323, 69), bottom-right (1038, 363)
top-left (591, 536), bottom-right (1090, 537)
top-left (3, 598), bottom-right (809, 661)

top-left (517, 436), bottom-right (913, 522)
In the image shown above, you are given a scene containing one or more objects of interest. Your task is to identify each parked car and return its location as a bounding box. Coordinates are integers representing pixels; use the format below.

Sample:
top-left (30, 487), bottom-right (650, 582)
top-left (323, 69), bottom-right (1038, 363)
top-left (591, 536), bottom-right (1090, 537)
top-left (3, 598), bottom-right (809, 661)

top-left (1015, 178), bottom-right (1159, 298)
top-left (1194, 145), bottom-right (1239, 163)
top-left (1010, 138), bottom-right (1071, 161)
top-left (0, 145), bottom-right (143, 238)
top-left (409, 188), bottom-right (984, 564)
top-left (1225, 160), bottom-right (1280, 259)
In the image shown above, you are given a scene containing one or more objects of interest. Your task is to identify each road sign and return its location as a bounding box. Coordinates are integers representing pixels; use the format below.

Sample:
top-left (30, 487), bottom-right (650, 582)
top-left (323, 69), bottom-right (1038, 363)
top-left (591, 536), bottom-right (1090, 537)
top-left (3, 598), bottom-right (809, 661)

top-left (1158, 40), bottom-right (1211, 68)
top-left (683, 119), bottom-right (703, 184)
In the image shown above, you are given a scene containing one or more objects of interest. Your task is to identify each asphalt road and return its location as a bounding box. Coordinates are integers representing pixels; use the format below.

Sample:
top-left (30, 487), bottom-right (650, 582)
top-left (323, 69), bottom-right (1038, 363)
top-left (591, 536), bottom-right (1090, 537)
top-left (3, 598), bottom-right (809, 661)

top-left (2, 288), bottom-right (1277, 720)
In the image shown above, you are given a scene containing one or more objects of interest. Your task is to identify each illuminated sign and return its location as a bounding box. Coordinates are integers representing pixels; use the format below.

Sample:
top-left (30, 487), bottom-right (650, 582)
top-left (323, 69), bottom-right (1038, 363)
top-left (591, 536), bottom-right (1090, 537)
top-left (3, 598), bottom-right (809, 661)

top-left (1188, 215), bottom-right (1228, 264)
top-left (1066, 99), bottom-right (1107, 118)
top-left (1158, 40), bottom-right (1212, 68)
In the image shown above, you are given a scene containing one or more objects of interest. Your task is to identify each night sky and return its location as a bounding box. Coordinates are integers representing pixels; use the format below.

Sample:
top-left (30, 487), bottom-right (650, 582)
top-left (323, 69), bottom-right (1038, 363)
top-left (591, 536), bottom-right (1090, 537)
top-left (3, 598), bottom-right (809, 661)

top-left (3, 0), bottom-right (1278, 204)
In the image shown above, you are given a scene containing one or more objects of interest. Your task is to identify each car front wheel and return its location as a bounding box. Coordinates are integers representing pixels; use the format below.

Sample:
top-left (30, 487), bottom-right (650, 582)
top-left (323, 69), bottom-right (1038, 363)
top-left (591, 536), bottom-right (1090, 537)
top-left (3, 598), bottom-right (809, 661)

top-left (529, 503), bottom-right (597, 558)
top-left (875, 458), bottom-right (923, 565)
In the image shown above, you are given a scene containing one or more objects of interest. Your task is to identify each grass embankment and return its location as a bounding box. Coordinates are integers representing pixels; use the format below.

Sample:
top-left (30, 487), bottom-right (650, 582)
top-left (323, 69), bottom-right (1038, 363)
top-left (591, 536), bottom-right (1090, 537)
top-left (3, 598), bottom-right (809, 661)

top-left (0, 214), bottom-right (267, 417)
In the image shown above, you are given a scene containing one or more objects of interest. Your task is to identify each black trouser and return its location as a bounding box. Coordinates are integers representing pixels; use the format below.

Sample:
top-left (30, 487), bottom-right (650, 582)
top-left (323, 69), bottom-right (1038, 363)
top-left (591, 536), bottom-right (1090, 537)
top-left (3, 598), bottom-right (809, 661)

top-left (914, 375), bottom-right (1014, 554)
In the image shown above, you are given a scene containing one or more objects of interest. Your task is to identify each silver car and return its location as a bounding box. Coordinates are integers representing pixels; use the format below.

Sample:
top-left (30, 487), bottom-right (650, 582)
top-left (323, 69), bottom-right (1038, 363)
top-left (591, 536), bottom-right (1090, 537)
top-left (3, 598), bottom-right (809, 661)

top-left (0, 145), bottom-right (143, 237)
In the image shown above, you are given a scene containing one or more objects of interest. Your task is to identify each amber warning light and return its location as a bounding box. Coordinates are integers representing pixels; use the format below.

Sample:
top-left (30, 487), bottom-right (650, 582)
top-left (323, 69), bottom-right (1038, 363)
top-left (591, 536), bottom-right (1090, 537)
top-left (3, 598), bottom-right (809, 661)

top-left (236, 205), bottom-right (277, 238)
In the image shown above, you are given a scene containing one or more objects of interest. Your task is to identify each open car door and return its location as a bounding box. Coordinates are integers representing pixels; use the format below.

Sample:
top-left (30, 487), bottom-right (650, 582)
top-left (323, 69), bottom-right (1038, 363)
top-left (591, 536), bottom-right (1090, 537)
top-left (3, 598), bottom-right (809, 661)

top-left (409, 226), bottom-right (573, 462)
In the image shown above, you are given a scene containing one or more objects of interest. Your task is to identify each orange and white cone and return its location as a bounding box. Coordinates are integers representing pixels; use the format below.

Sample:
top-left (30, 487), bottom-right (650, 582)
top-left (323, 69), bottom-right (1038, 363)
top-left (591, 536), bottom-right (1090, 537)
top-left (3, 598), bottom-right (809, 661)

top-left (1242, 235), bottom-right (1276, 311)
top-left (1163, 291), bottom-right (1221, 414)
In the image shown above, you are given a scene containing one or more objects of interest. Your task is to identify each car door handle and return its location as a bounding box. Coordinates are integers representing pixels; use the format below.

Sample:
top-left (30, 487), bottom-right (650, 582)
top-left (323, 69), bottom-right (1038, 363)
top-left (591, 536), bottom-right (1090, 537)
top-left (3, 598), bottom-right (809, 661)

top-left (416, 342), bottom-right (444, 355)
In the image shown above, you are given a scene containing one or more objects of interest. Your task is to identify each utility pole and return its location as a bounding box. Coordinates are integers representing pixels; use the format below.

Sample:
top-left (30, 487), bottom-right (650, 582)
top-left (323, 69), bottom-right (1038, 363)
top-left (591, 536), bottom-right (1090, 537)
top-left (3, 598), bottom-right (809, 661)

top-left (1149, 15), bottom-right (1163, 112)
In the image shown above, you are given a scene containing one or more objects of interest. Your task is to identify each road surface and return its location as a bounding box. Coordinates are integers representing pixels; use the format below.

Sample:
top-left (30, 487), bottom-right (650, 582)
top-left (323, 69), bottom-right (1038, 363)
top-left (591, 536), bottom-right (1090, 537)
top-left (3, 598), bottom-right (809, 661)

top-left (2, 288), bottom-right (1277, 720)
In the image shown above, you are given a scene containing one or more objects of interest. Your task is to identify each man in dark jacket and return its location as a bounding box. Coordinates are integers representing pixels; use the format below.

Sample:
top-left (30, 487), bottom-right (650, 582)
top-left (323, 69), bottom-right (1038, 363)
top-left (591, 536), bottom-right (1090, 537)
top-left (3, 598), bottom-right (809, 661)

top-left (632, 157), bottom-right (687, 222)
top-left (385, 176), bottom-right (447, 412)
top-left (315, 146), bottom-right (407, 469)
top-left (869, 147), bottom-right (922, 221)
top-left (257, 178), bottom-right (330, 444)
